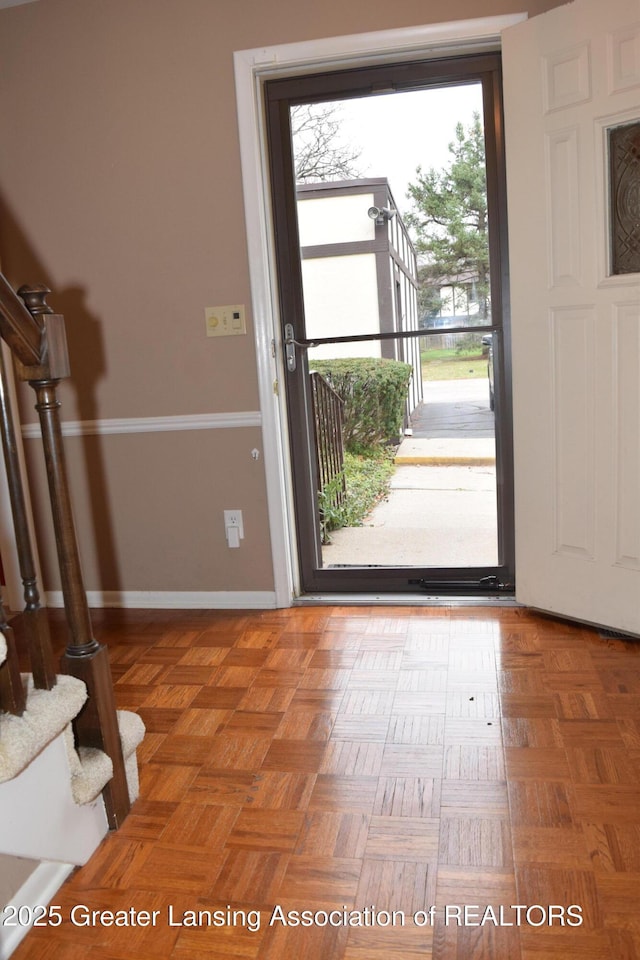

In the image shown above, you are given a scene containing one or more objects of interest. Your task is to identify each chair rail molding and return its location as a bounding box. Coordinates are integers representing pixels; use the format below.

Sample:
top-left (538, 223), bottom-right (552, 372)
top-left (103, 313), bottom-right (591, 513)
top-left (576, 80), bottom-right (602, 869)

top-left (21, 410), bottom-right (262, 439)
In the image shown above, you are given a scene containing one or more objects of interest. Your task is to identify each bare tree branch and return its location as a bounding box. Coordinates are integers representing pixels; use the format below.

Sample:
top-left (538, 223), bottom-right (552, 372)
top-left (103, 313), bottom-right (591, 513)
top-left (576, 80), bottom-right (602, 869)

top-left (291, 103), bottom-right (363, 183)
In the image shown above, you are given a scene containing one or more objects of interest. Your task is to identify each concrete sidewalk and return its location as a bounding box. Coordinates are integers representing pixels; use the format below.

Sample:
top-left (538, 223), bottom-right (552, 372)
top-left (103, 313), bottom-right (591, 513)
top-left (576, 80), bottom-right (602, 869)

top-left (322, 463), bottom-right (498, 567)
top-left (412, 378), bottom-right (494, 439)
top-left (321, 377), bottom-right (498, 567)
top-left (394, 377), bottom-right (495, 466)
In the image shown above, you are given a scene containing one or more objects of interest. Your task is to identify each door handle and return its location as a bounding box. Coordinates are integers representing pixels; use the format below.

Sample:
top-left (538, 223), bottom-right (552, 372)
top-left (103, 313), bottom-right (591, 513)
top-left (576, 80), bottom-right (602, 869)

top-left (284, 324), bottom-right (297, 372)
top-left (284, 325), bottom-right (316, 372)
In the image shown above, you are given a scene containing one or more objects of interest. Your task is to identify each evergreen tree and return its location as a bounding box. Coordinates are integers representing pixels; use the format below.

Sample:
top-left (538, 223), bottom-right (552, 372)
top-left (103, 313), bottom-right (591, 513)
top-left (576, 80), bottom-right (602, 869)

top-left (406, 112), bottom-right (490, 322)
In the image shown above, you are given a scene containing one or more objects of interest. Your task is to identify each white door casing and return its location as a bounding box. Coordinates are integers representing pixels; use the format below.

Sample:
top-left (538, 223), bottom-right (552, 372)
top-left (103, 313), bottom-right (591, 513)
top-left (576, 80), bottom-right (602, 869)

top-left (503, 0), bottom-right (640, 632)
top-left (234, 14), bottom-right (526, 605)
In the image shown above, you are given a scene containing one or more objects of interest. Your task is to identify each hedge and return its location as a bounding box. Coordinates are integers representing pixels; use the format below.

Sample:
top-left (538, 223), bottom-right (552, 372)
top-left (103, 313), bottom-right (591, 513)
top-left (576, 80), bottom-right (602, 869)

top-left (311, 357), bottom-right (412, 452)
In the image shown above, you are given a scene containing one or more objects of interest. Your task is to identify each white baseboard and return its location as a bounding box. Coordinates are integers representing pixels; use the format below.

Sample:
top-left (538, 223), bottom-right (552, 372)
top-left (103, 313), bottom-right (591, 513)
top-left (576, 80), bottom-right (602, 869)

top-left (44, 590), bottom-right (278, 610)
top-left (0, 861), bottom-right (74, 960)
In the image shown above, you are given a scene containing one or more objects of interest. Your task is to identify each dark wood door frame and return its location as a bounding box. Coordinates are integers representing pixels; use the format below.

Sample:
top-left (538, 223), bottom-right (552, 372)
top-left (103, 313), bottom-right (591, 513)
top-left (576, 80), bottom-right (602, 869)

top-left (265, 52), bottom-right (515, 595)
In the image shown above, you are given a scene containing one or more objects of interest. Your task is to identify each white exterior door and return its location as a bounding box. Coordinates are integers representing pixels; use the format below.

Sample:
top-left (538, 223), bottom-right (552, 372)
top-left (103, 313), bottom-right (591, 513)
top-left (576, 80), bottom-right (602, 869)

top-left (503, 0), bottom-right (640, 633)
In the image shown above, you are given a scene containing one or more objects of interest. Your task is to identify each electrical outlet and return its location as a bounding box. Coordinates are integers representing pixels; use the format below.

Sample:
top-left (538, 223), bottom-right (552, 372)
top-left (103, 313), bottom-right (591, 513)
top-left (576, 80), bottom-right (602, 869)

top-left (224, 510), bottom-right (244, 548)
top-left (205, 305), bottom-right (246, 337)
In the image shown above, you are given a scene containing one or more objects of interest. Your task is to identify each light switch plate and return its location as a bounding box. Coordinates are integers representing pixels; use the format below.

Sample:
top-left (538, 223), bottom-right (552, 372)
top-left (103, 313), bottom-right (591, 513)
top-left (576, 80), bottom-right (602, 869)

top-left (205, 304), bottom-right (246, 337)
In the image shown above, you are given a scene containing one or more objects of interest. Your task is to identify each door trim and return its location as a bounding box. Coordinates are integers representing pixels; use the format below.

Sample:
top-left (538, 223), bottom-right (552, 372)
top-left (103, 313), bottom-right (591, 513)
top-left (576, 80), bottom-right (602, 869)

top-left (234, 13), bottom-right (527, 607)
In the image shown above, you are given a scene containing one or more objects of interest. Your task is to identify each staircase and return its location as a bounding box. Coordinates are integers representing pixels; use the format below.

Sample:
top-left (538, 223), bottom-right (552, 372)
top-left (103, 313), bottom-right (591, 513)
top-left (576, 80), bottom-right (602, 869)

top-left (0, 274), bottom-right (145, 957)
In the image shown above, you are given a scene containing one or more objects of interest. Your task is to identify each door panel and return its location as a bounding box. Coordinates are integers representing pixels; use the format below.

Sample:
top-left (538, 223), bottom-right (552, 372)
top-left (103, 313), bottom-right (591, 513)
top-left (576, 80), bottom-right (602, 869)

top-left (503, 0), bottom-right (640, 632)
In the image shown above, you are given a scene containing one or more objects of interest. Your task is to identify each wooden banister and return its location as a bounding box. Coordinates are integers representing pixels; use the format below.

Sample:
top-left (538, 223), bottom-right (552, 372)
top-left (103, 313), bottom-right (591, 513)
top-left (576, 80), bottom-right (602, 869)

top-left (0, 599), bottom-right (26, 715)
top-left (0, 273), bottom-right (130, 827)
top-left (0, 347), bottom-right (56, 690)
top-left (0, 273), bottom-right (43, 368)
top-left (16, 284), bottom-right (130, 827)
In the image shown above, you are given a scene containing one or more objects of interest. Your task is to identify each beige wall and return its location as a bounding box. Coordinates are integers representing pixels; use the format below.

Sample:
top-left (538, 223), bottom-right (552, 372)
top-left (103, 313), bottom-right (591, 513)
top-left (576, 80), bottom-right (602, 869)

top-left (0, 0), bottom-right (564, 599)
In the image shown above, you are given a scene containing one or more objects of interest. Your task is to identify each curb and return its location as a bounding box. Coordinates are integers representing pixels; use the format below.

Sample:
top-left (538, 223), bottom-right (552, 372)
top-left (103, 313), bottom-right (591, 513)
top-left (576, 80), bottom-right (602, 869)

top-left (394, 455), bottom-right (496, 466)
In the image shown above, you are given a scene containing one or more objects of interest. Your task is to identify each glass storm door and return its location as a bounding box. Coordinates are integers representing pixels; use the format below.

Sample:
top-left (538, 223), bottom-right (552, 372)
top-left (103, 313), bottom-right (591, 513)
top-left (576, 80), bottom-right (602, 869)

top-left (266, 53), bottom-right (515, 596)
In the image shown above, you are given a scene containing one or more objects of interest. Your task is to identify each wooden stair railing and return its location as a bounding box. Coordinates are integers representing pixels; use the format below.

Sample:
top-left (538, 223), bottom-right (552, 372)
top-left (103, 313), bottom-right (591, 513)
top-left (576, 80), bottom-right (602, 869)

top-left (0, 601), bottom-right (26, 715)
top-left (0, 345), bottom-right (56, 692)
top-left (0, 273), bottom-right (130, 828)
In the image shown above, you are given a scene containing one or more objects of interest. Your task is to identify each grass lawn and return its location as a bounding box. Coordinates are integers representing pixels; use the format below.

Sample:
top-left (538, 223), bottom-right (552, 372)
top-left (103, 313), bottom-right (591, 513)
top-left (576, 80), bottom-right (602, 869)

top-left (421, 349), bottom-right (488, 381)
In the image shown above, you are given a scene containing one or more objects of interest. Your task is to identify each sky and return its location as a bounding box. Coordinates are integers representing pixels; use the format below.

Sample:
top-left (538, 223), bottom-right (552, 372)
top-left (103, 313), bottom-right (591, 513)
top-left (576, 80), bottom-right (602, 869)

top-left (323, 83), bottom-right (484, 217)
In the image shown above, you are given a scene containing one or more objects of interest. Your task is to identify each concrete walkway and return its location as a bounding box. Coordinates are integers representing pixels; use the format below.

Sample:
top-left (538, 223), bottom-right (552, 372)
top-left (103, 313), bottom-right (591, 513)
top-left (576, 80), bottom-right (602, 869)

top-left (412, 378), bottom-right (494, 438)
top-left (395, 378), bottom-right (495, 466)
top-left (321, 377), bottom-right (498, 568)
top-left (322, 463), bottom-right (499, 567)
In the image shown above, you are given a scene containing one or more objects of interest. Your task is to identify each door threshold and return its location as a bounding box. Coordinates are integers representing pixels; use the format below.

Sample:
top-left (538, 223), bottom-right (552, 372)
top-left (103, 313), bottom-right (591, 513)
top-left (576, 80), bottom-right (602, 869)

top-left (293, 593), bottom-right (521, 607)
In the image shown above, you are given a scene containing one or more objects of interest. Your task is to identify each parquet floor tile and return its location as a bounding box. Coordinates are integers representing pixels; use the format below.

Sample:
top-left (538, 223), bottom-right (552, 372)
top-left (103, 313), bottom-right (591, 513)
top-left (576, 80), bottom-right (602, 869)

top-left (294, 812), bottom-right (370, 857)
top-left (307, 774), bottom-right (378, 813)
top-left (276, 855), bottom-right (361, 902)
top-left (161, 801), bottom-right (239, 848)
top-left (184, 769), bottom-right (256, 806)
top-left (364, 815), bottom-right (440, 861)
top-left (223, 711), bottom-right (285, 737)
top-left (443, 744), bottom-right (506, 780)
top-left (249, 771), bottom-right (317, 810)
top-left (171, 707), bottom-right (229, 737)
top-left (213, 850), bottom-right (290, 902)
top-left (373, 776), bottom-right (441, 817)
top-left (8, 605), bottom-right (640, 959)
top-left (274, 709), bottom-right (335, 740)
top-left (190, 685), bottom-right (245, 709)
top-left (355, 856), bottom-right (436, 911)
top-left (399, 666), bottom-right (448, 691)
top-left (256, 916), bottom-right (348, 960)
top-left (262, 739), bottom-right (328, 773)
top-left (115, 799), bottom-right (180, 842)
top-left (388, 714), bottom-right (444, 745)
top-left (439, 780), bottom-right (508, 819)
top-left (330, 715), bottom-right (388, 742)
top-left (319, 740), bottom-right (384, 776)
top-left (150, 734), bottom-right (219, 767)
top-left (227, 809), bottom-right (304, 852)
top-left (438, 818), bottom-right (512, 867)
top-left (340, 689), bottom-right (395, 714)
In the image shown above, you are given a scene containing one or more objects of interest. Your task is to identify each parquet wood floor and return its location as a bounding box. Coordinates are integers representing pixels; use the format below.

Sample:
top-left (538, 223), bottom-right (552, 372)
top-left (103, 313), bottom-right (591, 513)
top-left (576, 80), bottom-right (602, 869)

top-left (8, 605), bottom-right (640, 959)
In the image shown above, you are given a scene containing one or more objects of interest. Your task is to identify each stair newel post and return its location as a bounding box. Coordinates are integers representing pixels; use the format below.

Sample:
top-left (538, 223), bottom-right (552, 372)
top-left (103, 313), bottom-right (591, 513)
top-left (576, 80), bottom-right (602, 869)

top-left (0, 346), bottom-right (56, 690)
top-left (17, 284), bottom-right (130, 828)
top-left (0, 591), bottom-right (26, 715)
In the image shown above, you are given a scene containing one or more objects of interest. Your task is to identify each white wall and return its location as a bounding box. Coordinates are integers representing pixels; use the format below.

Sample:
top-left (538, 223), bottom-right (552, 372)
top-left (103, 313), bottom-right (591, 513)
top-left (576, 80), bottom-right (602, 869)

top-left (297, 193), bottom-right (376, 246)
top-left (303, 254), bottom-right (381, 361)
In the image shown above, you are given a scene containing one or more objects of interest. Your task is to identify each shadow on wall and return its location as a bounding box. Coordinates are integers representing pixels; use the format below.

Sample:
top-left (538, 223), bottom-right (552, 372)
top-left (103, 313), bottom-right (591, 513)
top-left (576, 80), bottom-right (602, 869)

top-left (0, 192), bottom-right (121, 603)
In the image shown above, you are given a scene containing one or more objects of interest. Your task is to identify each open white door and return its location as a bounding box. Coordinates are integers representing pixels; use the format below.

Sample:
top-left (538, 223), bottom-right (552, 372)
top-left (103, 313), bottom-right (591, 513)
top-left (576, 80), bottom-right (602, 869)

top-left (503, 0), bottom-right (640, 633)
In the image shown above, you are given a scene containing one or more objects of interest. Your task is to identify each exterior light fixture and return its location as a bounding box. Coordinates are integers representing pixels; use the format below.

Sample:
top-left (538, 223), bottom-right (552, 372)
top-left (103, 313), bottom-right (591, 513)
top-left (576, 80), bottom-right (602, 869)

top-left (367, 206), bottom-right (396, 225)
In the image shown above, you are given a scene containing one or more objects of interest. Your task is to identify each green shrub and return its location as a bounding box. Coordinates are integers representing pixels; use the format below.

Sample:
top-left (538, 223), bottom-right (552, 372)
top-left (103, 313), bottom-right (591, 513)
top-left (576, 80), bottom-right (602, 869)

top-left (319, 447), bottom-right (395, 542)
top-left (312, 357), bottom-right (412, 452)
top-left (454, 331), bottom-right (484, 355)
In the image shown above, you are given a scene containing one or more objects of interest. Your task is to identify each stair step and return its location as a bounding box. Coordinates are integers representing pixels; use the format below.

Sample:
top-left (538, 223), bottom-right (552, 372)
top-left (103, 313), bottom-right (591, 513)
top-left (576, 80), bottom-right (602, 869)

top-left (0, 676), bottom-right (86, 783)
top-left (63, 710), bottom-right (145, 805)
top-left (63, 724), bottom-right (113, 805)
top-left (118, 710), bottom-right (145, 760)
top-left (117, 710), bottom-right (145, 803)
